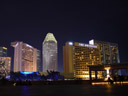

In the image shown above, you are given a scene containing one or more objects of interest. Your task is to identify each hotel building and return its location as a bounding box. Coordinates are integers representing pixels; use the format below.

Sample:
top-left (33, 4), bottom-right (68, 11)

top-left (11, 41), bottom-right (41, 72)
top-left (89, 39), bottom-right (120, 64)
top-left (63, 42), bottom-right (101, 79)
top-left (43, 33), bottom-right (58, 72)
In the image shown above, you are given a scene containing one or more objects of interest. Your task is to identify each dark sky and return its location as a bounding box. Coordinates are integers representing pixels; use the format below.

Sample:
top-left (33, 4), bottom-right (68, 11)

top-left (0, 0), bottom-right (128, 72)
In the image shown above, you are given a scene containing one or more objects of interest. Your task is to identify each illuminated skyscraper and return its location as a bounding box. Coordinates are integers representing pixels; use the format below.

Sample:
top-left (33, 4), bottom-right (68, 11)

top-left (89, 39), bottom-right (120, 64)
top-left (11, 41), bottom-right (41, 72)
top-left (63, 42), bottom-right (101, 79)
top-left (0, 47), bottom-right (7, 57)
top-left (43, 33), bottom-right (57, 72)
top-left (0, 57), bottom-right (11, 76)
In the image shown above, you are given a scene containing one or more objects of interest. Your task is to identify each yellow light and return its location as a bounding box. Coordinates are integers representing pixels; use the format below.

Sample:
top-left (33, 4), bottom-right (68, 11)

top-left (92, 82), bottom-right (109, 85)
top-left (104, 67), bottom-right (111, 78)
top-left (76, 75), bottom-right (96, 78)
top-left (113, 81), bottom-right (128, 84)
top-left (2, 47), bottom-right (7, 50)
top-left (92, 81), bottom-right (128, 85)
top-left (82, 71), bottom-right (88, 73)
top-left (104, 67), bottom-right (110, 70)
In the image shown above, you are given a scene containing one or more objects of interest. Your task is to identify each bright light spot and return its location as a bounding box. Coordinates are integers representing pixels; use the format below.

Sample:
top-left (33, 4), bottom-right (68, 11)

top-left (106, 69), bottom-right (110, 78)
top-left (26, 44), bottom-right (33, 48)
top-left (89, 39), bottom-right (94, 45)
top-left (83, 71), bottom-right (88, 73)
top-left (104, 67), bottom-right (110, 78)
top-left (15, 43), bottom-right (19, 47)
top-left (20, 72), bottom-right (34, 75)
top-left (85, 44), bottom-right (97, 48)
top-left (2, 47), bottom-right (7, 50)
top-left (5, 75), bottom-right (10, 79)
top-left (79, 43), bottom-right (84, 46)
top-left (79, 43), bottom-right (97, 48)
top-left (104, 67), bottom-right (110, 70)
top-left (92, 82), bottom-right (109, 85)
top-left (69, 42), bottom-right (73, 45)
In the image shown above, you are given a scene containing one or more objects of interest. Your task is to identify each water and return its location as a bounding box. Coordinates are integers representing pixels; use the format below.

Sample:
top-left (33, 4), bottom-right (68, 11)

top-left (0, 84), bottom-right (128, 96)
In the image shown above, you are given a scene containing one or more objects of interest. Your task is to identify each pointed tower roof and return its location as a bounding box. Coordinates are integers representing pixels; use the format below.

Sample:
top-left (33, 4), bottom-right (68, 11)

top-left (43, 32), bottom-right (57, 43)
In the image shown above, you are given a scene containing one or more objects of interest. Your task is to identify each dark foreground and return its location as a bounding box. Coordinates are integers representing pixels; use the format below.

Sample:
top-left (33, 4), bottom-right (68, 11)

top-left (0, 84), bottom-right (128, 96)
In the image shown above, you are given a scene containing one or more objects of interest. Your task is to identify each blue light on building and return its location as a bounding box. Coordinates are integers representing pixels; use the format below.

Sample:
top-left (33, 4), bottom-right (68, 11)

top-left (20, 72), bottom-right (34, 75)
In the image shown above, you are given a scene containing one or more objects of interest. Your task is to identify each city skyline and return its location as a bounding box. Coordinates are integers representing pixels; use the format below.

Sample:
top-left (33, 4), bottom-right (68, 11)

top-left (0, 0), bottom-right (128, 72)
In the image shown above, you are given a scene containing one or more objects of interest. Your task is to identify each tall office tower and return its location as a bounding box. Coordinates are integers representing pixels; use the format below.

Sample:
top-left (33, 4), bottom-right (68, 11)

top-left (43, 33), bottom-right (57, 72)
top-left (0, 57), bottom-right (11, 76)
top-left (0, 47), bottom-right (7, 57)
top-left (89, 39), bottom-right (120, 64)
top-left (11, 41), bottom-right (41, 72)
top-left (63, 42), bottom-right (101, 79)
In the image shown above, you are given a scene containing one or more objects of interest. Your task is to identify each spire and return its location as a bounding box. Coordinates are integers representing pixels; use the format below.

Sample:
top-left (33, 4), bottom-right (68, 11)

top-left (43, 32), bottom-right (57, 43)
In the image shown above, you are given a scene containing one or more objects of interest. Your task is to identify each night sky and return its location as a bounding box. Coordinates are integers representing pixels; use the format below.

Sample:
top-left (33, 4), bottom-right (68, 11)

top-left (0, 0), bottom-right (128, 72)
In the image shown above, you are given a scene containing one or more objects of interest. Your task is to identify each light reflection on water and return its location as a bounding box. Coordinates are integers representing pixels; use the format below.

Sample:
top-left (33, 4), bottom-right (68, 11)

top-left (106, 84), bottom-right (113, 93)
top-left (22, 86), bottom-right (29, 96)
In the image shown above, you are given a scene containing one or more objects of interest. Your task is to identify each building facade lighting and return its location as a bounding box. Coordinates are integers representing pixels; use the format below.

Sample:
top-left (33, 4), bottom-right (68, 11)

top-left (43, 33), bottom-right (58, 72)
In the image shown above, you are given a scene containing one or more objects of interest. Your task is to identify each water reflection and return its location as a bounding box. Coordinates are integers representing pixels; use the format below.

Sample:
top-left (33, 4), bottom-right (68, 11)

top-left (106, 84), bottom-right (113, 93)
top-left (22, 86), bottom-right (29, 96)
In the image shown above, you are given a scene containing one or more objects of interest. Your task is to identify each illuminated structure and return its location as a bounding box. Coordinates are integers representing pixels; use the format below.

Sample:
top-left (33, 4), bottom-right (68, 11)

top-left (11, 41), bottom-right (41, 72)
top-left (63, 42), bottom-right (101, 79)
top-left (0, 47), bottom-right (7, 57)
top-left (89, 39), bottom-right (120, 64)
top-left (88, 62), bottom-right (128, 81)
top-left (0, 57), bottom-right (11, 76)
top-left (63, 42), bottom-right (74, 73)
top-left (43, 33), bottom-right (58, 72)
top-left (36, 50), bottom-right (41, 72)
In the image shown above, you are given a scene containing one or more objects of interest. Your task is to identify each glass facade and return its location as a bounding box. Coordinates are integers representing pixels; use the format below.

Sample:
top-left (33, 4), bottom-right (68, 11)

top-left (89, 40), bottom-right (120, 64)
top-left (43, 33), bottom-right (58, 72)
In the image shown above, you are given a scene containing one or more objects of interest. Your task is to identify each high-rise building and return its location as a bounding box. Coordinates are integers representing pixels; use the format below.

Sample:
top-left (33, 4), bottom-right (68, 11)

top-left (63, 42), bottom-right (74, 73)
top-left (36, 50), bottom-right (41, 72)
top-left (63, 42), bottom-right (101, 79)
top-left (11, 41), bottom-right (41, 72)
top-left (89, 39), bottom-right (120, 64)
top-left (0, 47), bottom-right (7, 57)
top-left (0, 57), bottom-right (11, 76)
top-left (43, 33), bottom-right (58, 72)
